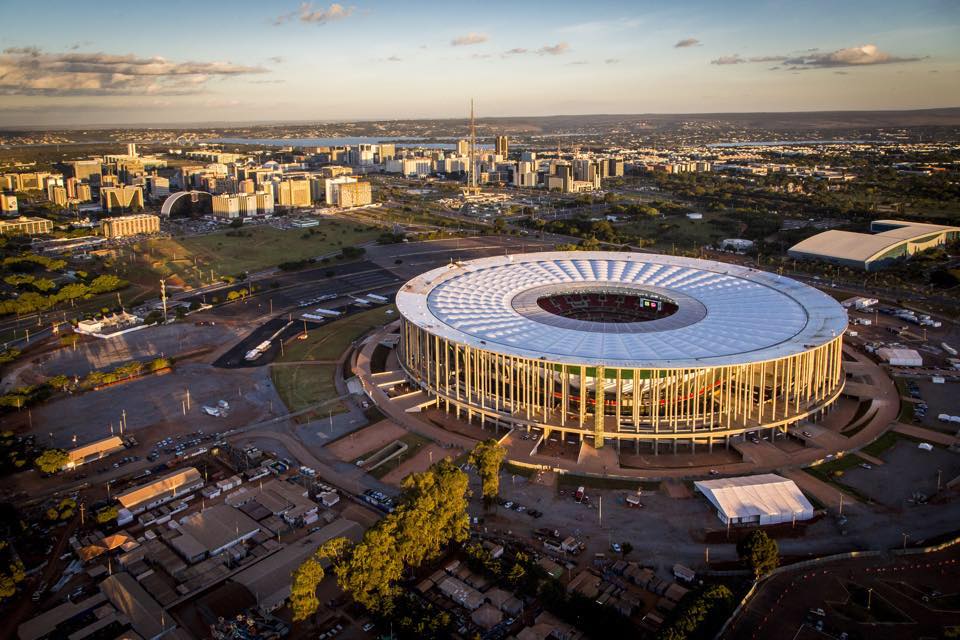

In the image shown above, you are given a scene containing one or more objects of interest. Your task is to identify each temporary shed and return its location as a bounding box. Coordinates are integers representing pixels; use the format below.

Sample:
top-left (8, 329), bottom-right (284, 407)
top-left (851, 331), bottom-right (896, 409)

top-left (877, 348), bottom-right (923, 367)
top-left (694, 474), bottom-right (814, 526)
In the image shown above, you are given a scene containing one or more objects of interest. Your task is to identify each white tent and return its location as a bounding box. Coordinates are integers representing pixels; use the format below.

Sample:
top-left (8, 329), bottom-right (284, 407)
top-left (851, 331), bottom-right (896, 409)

top-left (694, 474), bottom-right (814, 526)
top-left (877, 348), bottom-right (923, 367)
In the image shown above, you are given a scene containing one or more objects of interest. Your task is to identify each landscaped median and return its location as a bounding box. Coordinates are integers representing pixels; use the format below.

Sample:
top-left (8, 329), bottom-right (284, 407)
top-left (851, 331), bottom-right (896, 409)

top-left (270, 305), bottom-right (397, 423)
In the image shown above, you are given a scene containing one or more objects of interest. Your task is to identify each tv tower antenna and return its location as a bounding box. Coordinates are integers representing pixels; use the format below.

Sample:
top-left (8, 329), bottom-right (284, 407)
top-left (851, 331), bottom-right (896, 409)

top-left (462, 99), bottom-right (481, 198)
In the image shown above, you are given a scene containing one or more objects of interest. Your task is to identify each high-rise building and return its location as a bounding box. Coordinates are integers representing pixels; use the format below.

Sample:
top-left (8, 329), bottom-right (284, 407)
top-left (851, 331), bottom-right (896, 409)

top-left (0, 194), bottom-right (18, 213)
top-left (276, 179), bottom-right (311, 208)
top-left (100, 185), bottom-right (144, 212)
top-left (47, 185), bottom-right (68, 207)
top-left (100, 213), bottom-right (159, 238)
top-left (495, 135), bottom-right (509, 158)
top-left (607, 158), bottom-right (625, 177)
top-left (67, 160), bottom-right (102, 183)
top-left (211, 194), bottom-right (241, 219)
top-left (377, 144), bottom-right (396, 163)
top-left (76, 183), bottom-right (93, 202)
top-left (324, 176), bottom-right (358, 205)
top-left (456, 139), bottom-right (470, 156)
top-left (127, 143), bottom-right (138, 158)
top-left (335, 181), bottom-right (372, 208)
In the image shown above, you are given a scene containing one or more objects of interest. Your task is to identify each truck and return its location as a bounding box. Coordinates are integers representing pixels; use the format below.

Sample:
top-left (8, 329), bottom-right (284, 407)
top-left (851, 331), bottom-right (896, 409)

top-left (625, 494), bottom-right (643, 508)
top-left (244, 340), bottom-right (271, 361)
top-left (367, 293), bottom-right (389, 303)
top-left (943, 343), bottom-right (958, 357)
top-left (561, 536), bottom-right (582, 554)
top-left (535, 527), bottom-right (560, 539)
top-left (575, 486), bottom-right (585, 503)
top-left (312, 308), bottom-right (343, 318)
top-left (673, 564), bottom-right (696, 583)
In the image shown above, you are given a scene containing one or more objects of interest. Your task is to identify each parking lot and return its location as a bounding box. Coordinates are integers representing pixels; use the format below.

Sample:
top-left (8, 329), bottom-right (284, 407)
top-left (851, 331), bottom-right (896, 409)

top-left (841, 439), bottom-right (960, 507)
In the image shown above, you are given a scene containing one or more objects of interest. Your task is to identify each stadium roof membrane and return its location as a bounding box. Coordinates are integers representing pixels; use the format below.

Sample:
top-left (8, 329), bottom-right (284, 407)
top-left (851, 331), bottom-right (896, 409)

top-left (396, 252), bottom-right (847, 369)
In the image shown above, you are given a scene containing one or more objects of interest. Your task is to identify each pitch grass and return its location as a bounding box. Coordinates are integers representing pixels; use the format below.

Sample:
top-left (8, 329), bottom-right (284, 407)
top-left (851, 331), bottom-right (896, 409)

top-left (130, 221), bottom-right (379, 287)
top-left (279, 305), bottom-right (397, 363)
top-left (270, 363), bottom-right (345, 422)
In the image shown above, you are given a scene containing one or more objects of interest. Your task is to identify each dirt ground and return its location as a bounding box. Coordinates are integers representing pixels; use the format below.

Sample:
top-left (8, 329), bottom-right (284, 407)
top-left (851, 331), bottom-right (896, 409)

top-left (380, 443), bottom-right (453, 486)
top-left (325, 420), bottom-right (406, 461)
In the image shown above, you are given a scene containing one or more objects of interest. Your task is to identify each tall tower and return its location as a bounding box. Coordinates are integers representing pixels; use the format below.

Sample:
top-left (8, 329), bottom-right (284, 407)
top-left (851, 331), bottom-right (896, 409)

top-left (462, 99), bottom-right (481, 198)
top-left (469, 99), bottom-right (477, 189)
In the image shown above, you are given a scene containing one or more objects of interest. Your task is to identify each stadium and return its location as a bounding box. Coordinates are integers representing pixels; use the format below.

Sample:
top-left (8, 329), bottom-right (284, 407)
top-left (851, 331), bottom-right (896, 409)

top-left (395, 252), bottom-right (847, 454)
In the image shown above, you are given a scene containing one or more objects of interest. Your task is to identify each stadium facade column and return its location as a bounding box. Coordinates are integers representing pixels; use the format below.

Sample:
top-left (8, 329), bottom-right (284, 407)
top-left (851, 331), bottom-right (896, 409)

top-left (594, 365), bottom-right (605, 447)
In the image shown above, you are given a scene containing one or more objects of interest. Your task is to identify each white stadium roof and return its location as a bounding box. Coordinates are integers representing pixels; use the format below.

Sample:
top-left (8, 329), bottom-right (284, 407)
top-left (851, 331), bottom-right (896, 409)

top-left (396, 252), bottom-right (846, 368)
top-left (694, 474), bottom-right (814, 525)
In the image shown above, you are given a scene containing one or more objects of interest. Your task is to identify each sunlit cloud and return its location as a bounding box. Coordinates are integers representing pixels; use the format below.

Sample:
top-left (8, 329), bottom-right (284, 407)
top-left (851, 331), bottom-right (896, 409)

top-left (451, 33), bottom-right (488, 47)
top-left (0, 46), bottom-right (267, 96)
top-left (674, 38), bottom-right (700, 48)
top-left (274, 2), bottom-right (354, 26)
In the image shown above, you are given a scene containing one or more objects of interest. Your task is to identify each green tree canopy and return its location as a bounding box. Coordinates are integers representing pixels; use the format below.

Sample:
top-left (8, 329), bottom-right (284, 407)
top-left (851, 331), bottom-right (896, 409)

top-left (35, 449), bottom-right (68, 473)
top-left (468, 439), bottom-right (507, 506)
top-left (737, 530), bottom-right (779, 579)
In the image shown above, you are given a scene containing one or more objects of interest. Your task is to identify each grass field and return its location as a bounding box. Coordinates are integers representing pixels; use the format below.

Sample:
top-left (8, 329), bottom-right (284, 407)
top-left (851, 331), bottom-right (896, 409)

top-left (279, 305), bottom-right (397, 363)
top-left (361, 432), bottom-right (433, 479)
top-left (617, 212), bottom-right (745, 251)
top-left (127, 221), bottom-right (379, 287)
top-left (557, 473), bottom-right (660, 492)
top-left (270, 363), bottom-right (345, 422)
top-left (804, 453), bottom-right (873, 502)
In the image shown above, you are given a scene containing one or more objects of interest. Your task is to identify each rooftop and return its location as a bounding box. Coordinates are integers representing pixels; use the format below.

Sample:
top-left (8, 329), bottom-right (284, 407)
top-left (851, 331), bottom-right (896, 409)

top-left (396, 252), bottom-right (846, 368)
top-left (116, 467), bottom-right (203, 510)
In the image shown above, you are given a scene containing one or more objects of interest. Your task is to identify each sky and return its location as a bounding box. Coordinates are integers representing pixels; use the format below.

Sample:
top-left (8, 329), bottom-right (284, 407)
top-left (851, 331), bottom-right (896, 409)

top-left (0, 0), bottom-right (958, 127)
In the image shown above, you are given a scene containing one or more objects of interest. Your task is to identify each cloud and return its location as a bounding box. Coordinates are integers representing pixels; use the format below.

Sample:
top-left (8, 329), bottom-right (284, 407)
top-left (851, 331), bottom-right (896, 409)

top-left (268, 56), bottom-right (284, 64)
top-left (538, 42), bottom-right (569, 56)
top-left (386, 55), bottom-right (402, 62)
top-left (451, 33), bottom-right (488, 47)
top-left (674, 38), bottom-right (700, 48)
top-left (274, 2), bottom-right (353, 26)
top-left (503, 48), bottom-right (528, 56)
top-left (566, 60), bottom-right (589, 66)
top-left (711, 54), bottom-right (747, 65)
top-left (783, 44), bottom-right (923, 68)
top-left (558, 18), bottom-right (643, 34)
top-left (712, 44), bottom-right (923, 69)
top-left (605, 58), bottom-right (620, 64)
top-left (0, 46), bottom-right (267, 96)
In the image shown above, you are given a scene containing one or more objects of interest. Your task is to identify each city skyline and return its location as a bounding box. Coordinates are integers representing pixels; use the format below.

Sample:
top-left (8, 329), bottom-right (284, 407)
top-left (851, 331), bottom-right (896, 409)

top-left (1, 0), bottom-right (958, 126)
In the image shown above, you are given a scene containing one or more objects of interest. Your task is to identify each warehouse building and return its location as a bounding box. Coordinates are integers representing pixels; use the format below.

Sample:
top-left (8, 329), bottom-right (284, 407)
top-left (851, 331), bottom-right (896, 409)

top-left (115, 467), bottom-right (204, 513)
top-left (63, 435), bottom-right (126, 470)
top-left (788, 219), bottom-right (959, 271)
top-left (694, 474), bottom-right (814, 526)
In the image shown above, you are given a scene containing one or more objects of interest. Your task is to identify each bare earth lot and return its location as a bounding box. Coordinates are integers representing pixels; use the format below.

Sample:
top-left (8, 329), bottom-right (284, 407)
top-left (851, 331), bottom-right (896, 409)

top-left (325, 420), bottom-right (406, 462)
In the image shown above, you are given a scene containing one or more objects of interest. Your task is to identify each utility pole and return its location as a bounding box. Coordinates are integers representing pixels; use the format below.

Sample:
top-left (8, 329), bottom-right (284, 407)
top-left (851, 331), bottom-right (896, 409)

top-left (839, 492), bottom-right (844, 516)
top-left (160, 279), bottom-right (168, 324)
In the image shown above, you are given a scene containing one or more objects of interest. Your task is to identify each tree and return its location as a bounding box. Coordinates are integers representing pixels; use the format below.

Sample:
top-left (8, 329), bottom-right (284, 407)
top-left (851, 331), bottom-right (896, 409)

top-left (737, 530), bottom-right (779, 579)
top-left (469, 439), bottom-right (507, 507)
top-left (393, 458), bottom-right (469, 568)
top-left (336, 520), bottom-right (404, 613)
top-left (290, 536), bottom-right (352, 622)
top-left (35, 449), bottom-right (68, 474)
top-left (291, 557), bottom-right (324, 621)
top-left (621, 541), bottom-right (633, 559)
top-left (96, 506), bottom-right (118, 524)
top-left (47, 375), bottom-right (71, 392)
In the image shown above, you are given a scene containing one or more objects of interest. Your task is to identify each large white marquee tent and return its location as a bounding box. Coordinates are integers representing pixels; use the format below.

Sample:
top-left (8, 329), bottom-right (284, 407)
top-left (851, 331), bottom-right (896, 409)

top-left (694, 474), bottom-right (814, 526)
